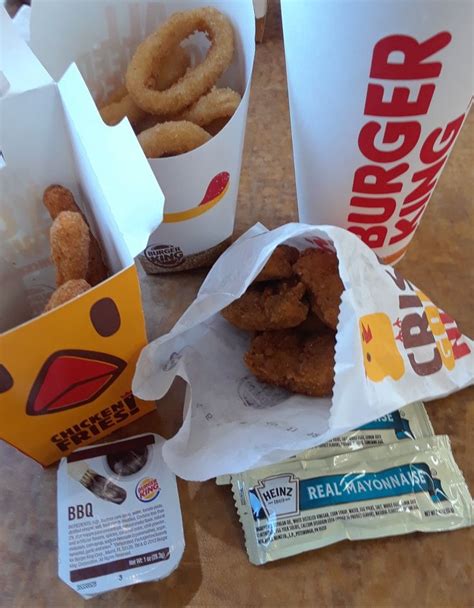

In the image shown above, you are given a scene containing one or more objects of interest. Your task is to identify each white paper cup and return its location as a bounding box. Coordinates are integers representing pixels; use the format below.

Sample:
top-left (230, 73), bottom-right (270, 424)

top-left (281, 0), bottom-right (473, 264)
top-left (31, 0), bottom-right (256, 272)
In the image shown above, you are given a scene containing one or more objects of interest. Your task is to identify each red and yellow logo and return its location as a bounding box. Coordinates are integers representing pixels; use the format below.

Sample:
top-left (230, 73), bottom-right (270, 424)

top-left (26, 349), bottom-right (126, 416)
top-left (360, 268), bottom-right (471, 382)
top-left (163, 171), bottom-right (230, 223)
top-left (135, 477), bottom-right (160, 502)
top-left (360, 313), bottom-right (405, 382)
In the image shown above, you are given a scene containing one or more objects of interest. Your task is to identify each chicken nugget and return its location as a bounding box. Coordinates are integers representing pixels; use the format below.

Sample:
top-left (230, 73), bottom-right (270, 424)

top-left (43, 184), bottom-right (80, 218)
top-left (50, 211), bottom-right (90, 286)
top-left (297, 312), bottom-right (329, 334)
top-left (293, 249), bottom-right (343, 330)
top-left (221, 280), bottom-right (308, 331)
top-left (44, 186), bottom-right (108, 286)
top-left (254, 244), bottom-right (300, 283)
top-left (245, 329), bottom-right (335, 397)
top-left (44, 279), bottom-right (91, 312)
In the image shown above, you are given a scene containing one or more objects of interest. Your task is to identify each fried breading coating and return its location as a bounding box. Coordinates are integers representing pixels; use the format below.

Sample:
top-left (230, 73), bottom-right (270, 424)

top-left (297, 311), bottom-right (329, 334)
top-left (138, 121), bottom-right (211, 158)
top-left (43, 186), bottom-right (108, 286)
top-left (43, 184), bottom-right (79, 218)
top-left (126, 8), bottom-right (234, 115)
top-left (100, 93), bottom-right (149, 129)
top-left (50, 212), bottom-right (90, 286)
top-left (221, 280), bottom-right (308, 331)
top-left (99, 46), bottom-right (190, 127)
top-left (44, 279), bottom-right (91, 312)
top-left (244, 329), bottom-right (335, 397)
top-left (177, 87), bottom-right (241, 127)
top-left (205, 116), bottom-right (230, 136)
top-left (254, 244), bottom-right (300, 283)
top-left (293, 248), bottom-right (343, 330)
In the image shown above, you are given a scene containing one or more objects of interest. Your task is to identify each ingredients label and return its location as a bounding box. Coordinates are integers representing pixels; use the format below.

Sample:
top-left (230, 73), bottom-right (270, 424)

top-left (58, 434), bottom-right (184, 598)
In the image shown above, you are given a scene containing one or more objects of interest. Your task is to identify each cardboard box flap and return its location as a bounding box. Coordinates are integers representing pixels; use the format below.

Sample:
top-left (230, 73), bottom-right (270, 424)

top-left (0, 83), bottom-right (81, 331)
top-left (0, 8), bottom-right (51, 97)
top-left (58, 64), bottom-right (164, 265)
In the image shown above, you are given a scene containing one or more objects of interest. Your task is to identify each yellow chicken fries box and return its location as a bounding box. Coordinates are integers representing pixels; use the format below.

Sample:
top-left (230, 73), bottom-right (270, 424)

top-left (0, 11), bottom-right (164, 466)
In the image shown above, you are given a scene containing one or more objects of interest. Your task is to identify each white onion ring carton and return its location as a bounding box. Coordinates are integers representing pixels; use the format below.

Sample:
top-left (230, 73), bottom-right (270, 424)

top-left (30, 0), bottom-right (256, 273)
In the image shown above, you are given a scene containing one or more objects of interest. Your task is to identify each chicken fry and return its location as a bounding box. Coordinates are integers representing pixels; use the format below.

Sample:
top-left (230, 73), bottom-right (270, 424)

top-left (254, 245), bottom-right (300, 282)
top-left (44, 279), bottom-right (91, 312)
top-left (43, 184), bottom-right (79, 217)
top-left (221, 280), bottom-right (308, 331)
top-left (43, 185), bottom-right (108, 286)
top-left (293, 248), bottom-right (343, 330)
top-left (50, 212), bottom-right (90, 286)
top-left (245, 329), bottom-right (335, 397)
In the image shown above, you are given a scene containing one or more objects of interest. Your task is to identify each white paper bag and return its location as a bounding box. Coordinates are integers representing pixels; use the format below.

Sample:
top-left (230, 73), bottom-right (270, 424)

top-left (281, 0), bottom-right (473, 264)
top-left (30, 0), bottom-right (256, 272)
top-left (132, 223), bottom-right (474, 480)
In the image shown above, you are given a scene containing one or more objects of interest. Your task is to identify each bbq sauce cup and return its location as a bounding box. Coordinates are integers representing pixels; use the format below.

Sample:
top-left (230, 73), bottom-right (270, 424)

top-left (0, 13), bottom-right (163, 465)
top-left (31, 0), bottom-right (256, 273)
top-left (281, 0), bottom-right (472, 264)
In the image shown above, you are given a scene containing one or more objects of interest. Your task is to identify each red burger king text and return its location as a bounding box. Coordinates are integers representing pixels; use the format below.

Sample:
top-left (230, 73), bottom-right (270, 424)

top-left (348, 32), bottom-right (466, 258)
top-left (387, 268), bottom-right (471, 376)
top-left (51, 393), bottom-right (139, 452)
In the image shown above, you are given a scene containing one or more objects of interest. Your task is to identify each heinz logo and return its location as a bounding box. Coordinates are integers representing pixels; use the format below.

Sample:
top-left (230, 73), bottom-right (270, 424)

top-left (255, 474), bottom-right (299, 519)
top-left (135, 477), bottom-right (160, 502)
top-left (347, 32), bottom-right (465, 261)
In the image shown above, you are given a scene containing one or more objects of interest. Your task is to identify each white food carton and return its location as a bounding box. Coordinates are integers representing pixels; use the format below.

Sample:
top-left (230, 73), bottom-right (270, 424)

top-left (281, 0), bottom-right (473, 264)
top-left (0, 10), bottom-right (164, 466)
top-left (30, 0), bottom-right (256, 273)
top-left (57, 434), bottom-right (184, 597)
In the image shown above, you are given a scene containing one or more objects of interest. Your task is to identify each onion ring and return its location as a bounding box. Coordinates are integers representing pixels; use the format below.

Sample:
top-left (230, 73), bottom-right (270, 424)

top-left (100, 94), bottom-right (148, 128)
top-left (126, 7), bottom-right (234, 115)
top-left (177, 87), bottom-right (241, 127)
top-left (136, 87), bottom-right (240, 134)
top-left (205, 116), bottom-right (230, 136)
top-left (100, 46), bottom-right (190, 127)
top-left (137, 121), bottom-right (211, 158)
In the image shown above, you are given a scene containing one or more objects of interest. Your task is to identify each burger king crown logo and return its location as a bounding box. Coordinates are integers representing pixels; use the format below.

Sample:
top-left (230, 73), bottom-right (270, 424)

top-left (135, 477), bottom-right (160, 502)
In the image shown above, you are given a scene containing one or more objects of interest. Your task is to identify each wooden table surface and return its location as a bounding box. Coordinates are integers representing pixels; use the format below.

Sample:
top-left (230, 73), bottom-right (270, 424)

top-left (1, 2), bottom-right (473, 607)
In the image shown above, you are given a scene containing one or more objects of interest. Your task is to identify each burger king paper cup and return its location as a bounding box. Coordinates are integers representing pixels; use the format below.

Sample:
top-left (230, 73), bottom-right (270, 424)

top-left (281, 0), bottom-right (473, 264)
top-left (30, 0), bottom-right (255, 273)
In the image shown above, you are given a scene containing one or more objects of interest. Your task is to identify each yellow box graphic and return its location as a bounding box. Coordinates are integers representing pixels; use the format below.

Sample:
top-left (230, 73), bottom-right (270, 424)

top-left (0, 266), bottom-right (155, 465)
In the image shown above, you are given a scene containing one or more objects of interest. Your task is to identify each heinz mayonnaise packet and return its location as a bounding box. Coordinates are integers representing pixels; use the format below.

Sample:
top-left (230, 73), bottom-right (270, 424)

top-left (57, 434), bottom-right (184, 598)
top-left (216, 402), bottom-right (433, 485)
top-left (231, 436), bottom-right (473, 565)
